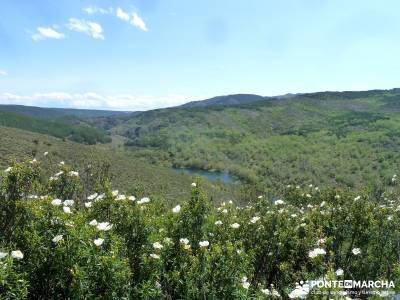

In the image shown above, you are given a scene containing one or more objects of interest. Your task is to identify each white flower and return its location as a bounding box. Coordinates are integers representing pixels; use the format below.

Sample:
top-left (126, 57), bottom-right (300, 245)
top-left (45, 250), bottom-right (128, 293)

top-left (63, 199), bottom-right (74, 207)
top-left (258, 195), bottom-right (263, 199)
top-left (137, 197), bottom-right (150, 205)
top-left (316, 238), bottom-right (326, 245)
top-left (261, 289), bottom-right (270, 295)
top-left (128, 196), bottom-right (136, 201)
top-left (288, 282), bottom-right (310, 299)
top-left (63, 206), bottom-right (72, 214)
top-left (336, 268), bottom-right (344, 276)
top-left (191, 182), bottom-right (197, 187)
top-left (241, 276), bottom-right (250, 289)
top-left (179, 239), bottom-right (191, 249)
top-left (272, 289), bottom-right (280, 297)
top-left (215, 220), bottom-right (223, 225)
top-left (44, 151), bottom-right (49, 156)
top-left (250, 216), bottom-right (260, 223)
top-left (94, 238), bottom-right (104, 246)
top-left (30, 158), bottom-right (37, 164)
top-left (11, 250), bottom-right (24, 260)
top-left (89, 219), bottom-right (98, 226)
top-left (54, 171), bottom-right (64, 177)
top-left (59, 161), bottom-right (65, 166)
top-left (0, 252), bottom-right (8, 259)
top-left (354, 196), bottom-right (361, 201)
top-left (230, 223), bottom-right (240, 229)
top-left (172, 205), bottom-right (181, 213)
top-left (150, 253), bottom-right (160, 259)
top-left (68, 171), bottom-right (79, 177)
top-left (115, 194), bottom-right (126, 201)
top-left (112, 190), bottom-right (119, 197)
top-left (153, 242), bottom-right (163, 250)
top-left (199, 240), bottom-right (209, 248)
top-left (4, 167), bottom-right (12, 173)
top-left (85, 202), bottom-right (92, 208)
top-left (97, 222), bottom-right (113, 231)
top-left (179, 238), bottom-right (189, 245)
top-left (87, 193), bottom-right (98, 200)
top-left (352, 248), bottom-right (361, 255)
top-left (51, 199), bottom-right (62, 206)
top-left (308, 248), bottom-right (326, 258)
top-left (222, 209), bottom-right (228, 214)
top-left (52, 235), bottom-right (63, 243)
top-left (274, 199), bottom-right (285, 205)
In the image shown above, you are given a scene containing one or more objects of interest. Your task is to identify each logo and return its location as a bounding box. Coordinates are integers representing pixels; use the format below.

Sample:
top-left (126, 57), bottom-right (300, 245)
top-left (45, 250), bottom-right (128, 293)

top-left (309, 279), bottom-right (395, 289)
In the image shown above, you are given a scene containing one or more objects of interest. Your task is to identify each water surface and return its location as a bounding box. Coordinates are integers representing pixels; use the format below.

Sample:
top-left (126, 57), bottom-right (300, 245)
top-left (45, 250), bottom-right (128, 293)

top-left (172, 167), bottom-right (235, 184)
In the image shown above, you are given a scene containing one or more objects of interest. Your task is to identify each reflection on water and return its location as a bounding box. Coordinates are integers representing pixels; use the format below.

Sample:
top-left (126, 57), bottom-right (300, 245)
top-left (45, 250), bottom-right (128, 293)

top-left (172, 167), bottom-right (235, 184)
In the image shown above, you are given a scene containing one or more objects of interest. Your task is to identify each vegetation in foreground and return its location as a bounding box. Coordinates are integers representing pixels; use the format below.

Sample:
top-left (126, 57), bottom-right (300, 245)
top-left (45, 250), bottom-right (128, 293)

top-left (1, 159), bottom-right (400, 299)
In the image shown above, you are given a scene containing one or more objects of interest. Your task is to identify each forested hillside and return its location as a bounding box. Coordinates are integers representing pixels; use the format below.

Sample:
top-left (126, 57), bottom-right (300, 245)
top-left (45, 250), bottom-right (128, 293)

top-left (0, 110), bottom-right (112, 144)
top-left (0, 126), bottom-right (231, 201)
top-left (0, 104), bottom-right (128, 119)
top-left (105, 89), bottom-right (400, 191)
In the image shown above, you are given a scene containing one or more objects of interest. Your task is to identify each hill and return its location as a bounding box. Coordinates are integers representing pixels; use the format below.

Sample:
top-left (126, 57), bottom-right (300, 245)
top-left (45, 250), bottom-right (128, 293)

top-left (106, 88), bottom-right (400, 191)
top-left (0, 126), bottom-right (232, 201)
top-left (181, 94), bottom-right (266, 108)
top-left (0, 104), bottom-right (129, 119)
top-left (0, 110), bottom-right (112, 145)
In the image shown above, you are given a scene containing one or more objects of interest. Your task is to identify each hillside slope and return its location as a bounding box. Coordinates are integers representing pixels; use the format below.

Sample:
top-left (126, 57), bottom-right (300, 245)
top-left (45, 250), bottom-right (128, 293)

top-left (109, 89), bottom-right (400, 190)
top-left (0, 111), bottom-right (111, 144)
top-left (181, 94), bottom-right (266, 108)
top-left (0, 126), bottom-right (232, 201)
top-left (0, 104), bottom-right (129, 119)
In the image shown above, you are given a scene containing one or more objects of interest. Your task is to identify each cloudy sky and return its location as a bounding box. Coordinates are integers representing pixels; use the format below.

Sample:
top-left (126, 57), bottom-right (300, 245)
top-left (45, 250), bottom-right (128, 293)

top-left (0, 0), bottom-right (399, 111)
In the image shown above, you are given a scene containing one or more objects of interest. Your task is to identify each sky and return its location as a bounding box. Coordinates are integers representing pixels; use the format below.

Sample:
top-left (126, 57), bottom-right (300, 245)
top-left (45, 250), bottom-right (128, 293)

top-left (0, 0), bottom-right (400, 111)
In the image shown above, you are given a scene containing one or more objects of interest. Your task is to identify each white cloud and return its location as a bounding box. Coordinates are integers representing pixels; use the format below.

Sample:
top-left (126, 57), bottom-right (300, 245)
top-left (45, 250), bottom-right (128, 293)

top-left (116, 9), bottom-right (148, 31)
top-left (83, 6), bottom-right (112, 15)
top-left (66, 18), bottom-right (104, 40)
top-left (131, 12), bottom-right (148, 31)
top-left (81, 6), bottom-right (148, 32)
top-left (0, 70), bottom-right (7, 76)
top-left (0, 92), bottom-right (189, 111)
top-left (116, 7), bottom-right (130, 22)
top-left (32, 27), bottom-right (65, 41)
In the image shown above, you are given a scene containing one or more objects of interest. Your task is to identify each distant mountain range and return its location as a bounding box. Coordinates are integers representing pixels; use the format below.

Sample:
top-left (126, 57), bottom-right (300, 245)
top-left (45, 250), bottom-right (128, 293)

top-left (1, 89), bottom-right (399, 117)
top-left (0, 104), bottom-right (130, 119)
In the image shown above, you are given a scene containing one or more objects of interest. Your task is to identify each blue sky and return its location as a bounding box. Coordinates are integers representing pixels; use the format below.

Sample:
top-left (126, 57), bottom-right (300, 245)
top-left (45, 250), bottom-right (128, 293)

top-left (0, 0), bottom-right (399, 111)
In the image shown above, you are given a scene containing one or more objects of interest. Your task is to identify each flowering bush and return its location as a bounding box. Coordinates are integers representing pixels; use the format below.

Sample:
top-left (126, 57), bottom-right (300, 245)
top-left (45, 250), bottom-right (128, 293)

top-left (1, 160), bottom-right (400, 299)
